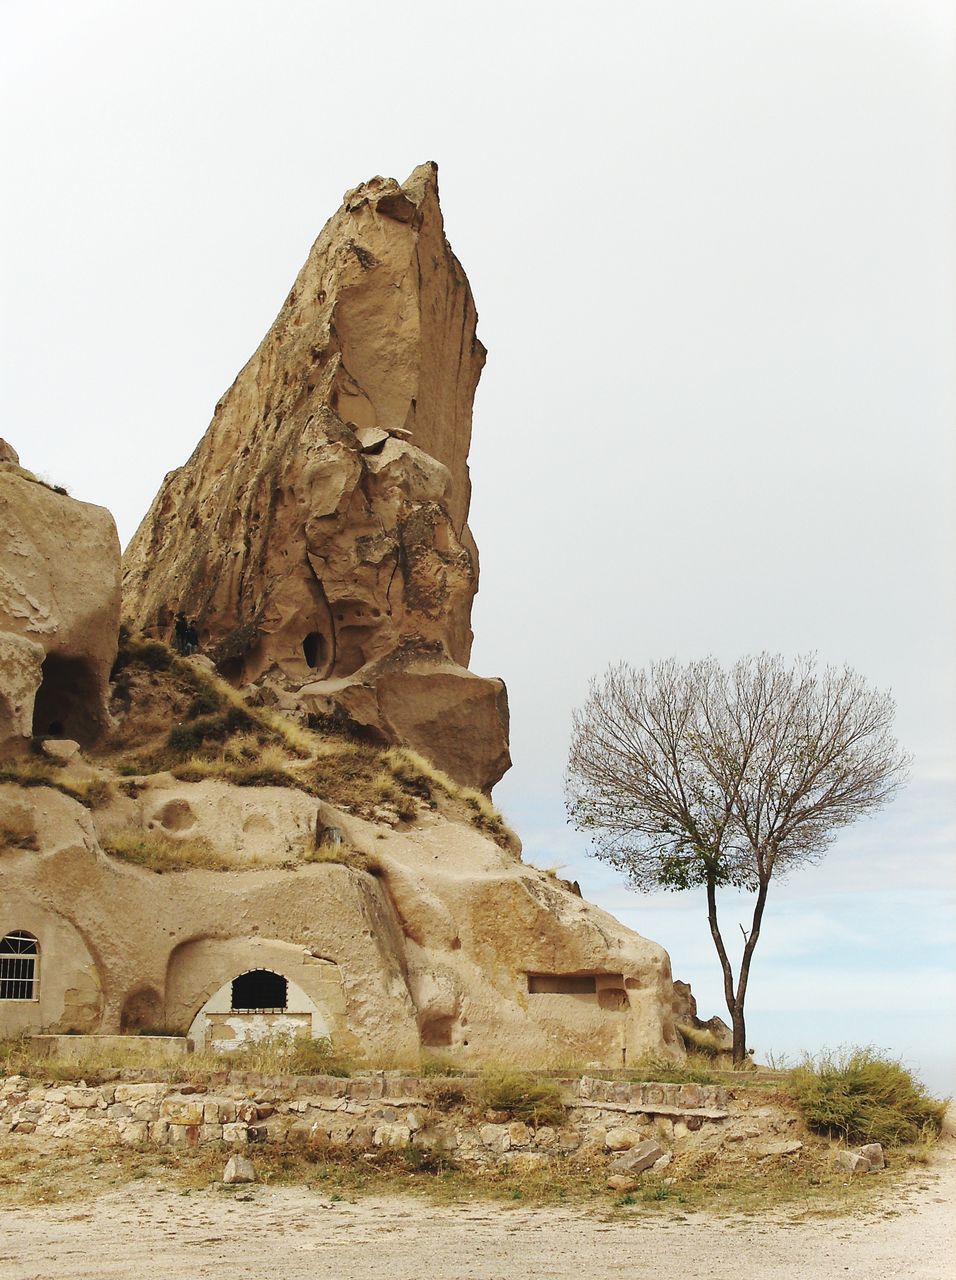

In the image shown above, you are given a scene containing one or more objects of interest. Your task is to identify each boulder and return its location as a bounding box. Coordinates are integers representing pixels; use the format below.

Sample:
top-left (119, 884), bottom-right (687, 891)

top-left (610, 1140), bottom-right (666, 1176)
top-left (121, 163), bottom-right (506, 788)
top-left (0, 439), bottom-right (19, 466)
top-left (40, 739), bottom-right (81, 764)
top-left (832, 1149), bottom-right (871, 1175)
top-left (222, 1154), bottom-right (256, 1184)
top-left (860, 1142), bottom-right (885, 1170)
top-left (0, 467), bottom-right (121, 749)
top-left (299, 648), bottom-right (511, 791)
top-left (605, 1126), bottom-right (644, 1152)
top-left (606, 1174), bottom-right (639, 1192)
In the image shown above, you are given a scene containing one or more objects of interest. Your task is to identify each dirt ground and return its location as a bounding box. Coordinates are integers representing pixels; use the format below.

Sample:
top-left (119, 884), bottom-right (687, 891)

top-left (0, 1143), bottom-right (953, 1280)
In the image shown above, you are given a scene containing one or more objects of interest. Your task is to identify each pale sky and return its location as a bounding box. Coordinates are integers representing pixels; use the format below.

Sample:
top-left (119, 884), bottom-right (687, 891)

top-left (3, 0), bottom-right (954, 1091)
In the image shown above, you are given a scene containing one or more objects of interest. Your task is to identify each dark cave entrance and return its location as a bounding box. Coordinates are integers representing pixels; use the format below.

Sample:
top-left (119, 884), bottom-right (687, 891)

top-left (31, 653), bottom-right (102, 744)
top-left (302, 631), bottom-right (328, 669)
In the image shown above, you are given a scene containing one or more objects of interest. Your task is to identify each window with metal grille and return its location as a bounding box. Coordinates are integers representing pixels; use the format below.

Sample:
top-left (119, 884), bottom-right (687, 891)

top-left (231, 969), bottom-right (287, 1012)
top-left (0, 932), bottom-right (39, 1000)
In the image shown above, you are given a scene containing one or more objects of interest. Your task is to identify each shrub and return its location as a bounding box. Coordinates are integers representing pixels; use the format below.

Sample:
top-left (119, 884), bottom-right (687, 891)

top-left (186, 689), bottom-right (223, 719)
top-left (788, 1046), bottom-right (947, 1146)
top-left (626, 1053), bottom-right (720, 1085)
top-left (477, 1069), bottom-right (567, 1127)
top-left (167, 705), bottom-right (254, 755)
top-left (111, 629), bottom-right (174, 675)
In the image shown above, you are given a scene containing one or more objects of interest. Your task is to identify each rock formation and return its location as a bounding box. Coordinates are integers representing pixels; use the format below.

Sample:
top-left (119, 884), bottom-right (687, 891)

top-left (0, 776), bottom-right (681, 1064)
top-left (0, 444), bottom-right (121, 748)
top-left (0, 167), bottom-right (696, 1071)
top-left (122, 163), bottom-right (508, 792)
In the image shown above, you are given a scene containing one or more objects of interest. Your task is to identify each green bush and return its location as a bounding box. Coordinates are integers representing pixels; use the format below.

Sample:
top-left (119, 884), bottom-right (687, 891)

top-left (167, 706), bottom-right (253, 754)
top-left (111, 629), bottom-right (174, 674)
top-left (477, 1069), bottom-right (567, 1127)
top-left (788, 1046), bottom-right (947, 1146)
top-left (626, 1052), bottom-right (719, 1085)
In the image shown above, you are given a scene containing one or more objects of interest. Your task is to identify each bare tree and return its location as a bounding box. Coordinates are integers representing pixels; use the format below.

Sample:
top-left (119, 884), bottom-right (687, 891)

top-left (566, 654), bottom-right (908, 1064)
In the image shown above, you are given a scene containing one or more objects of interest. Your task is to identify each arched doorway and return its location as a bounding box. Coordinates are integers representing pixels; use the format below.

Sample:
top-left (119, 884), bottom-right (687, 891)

top-left (186, 969), bottom-right (329, 1051)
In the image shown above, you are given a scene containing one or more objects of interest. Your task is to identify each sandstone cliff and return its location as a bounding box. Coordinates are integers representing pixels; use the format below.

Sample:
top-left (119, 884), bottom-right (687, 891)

top-left (0, 444), bottom-right (120, 749)
top-left (0, 776), bottom-right (681, 1066)
top-left (122, 164), bottom-right (508, 791)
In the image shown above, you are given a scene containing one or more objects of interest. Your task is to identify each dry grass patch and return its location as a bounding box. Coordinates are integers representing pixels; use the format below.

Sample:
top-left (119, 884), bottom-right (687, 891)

top-left (0, 801), bottom-right (39, 851)
top-left (171, 739), bottom-right (298, 789)
top-left (477, 1068), bottom-right (568, 1127)
top-left (99, 829), bottom-right (239, 873)
top-left (676, 1023), bottom-right (727, 1057)
top-left (101, 632), bottom-right (512, 844)
top-left (0, 1133), bottom-right (909, 1215)
top-left (302, 842), bottom-right (381, 874)
top-left (0, 760), bottom-right (112, 810)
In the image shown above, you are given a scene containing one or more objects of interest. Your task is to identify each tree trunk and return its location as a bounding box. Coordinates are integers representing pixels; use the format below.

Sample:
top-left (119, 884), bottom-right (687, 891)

top-left (707, 873), bottom-right (771, 1066)
top-left (704, 875), bottom-right (744, 1061)
top-left (730, 1002), bottom-right (747, 1066)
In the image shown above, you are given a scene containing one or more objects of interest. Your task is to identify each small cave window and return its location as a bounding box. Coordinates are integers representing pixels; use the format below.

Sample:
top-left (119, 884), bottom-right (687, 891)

top-left (302, 631), bottom-right (327, 669)
top-left (231, 969), bottom-right (288, 1012)
top-left (0, 931), bottom-right (39, 1000)
top-left (527, 974), bottom-right (597, 996)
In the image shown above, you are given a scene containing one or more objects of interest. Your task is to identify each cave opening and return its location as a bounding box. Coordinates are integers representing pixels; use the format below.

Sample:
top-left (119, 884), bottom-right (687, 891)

top-left (302, 631), bottom-right (327, 669)
top-left (31, 653), bottom-right (102, 744)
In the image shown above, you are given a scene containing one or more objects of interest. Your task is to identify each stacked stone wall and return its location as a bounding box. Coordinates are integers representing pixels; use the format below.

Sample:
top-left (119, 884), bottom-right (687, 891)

top-left (1, 1072), bottom-right (802, 1167)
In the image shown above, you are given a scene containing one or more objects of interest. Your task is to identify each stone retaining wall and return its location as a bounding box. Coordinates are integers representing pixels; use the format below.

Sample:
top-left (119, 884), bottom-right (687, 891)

top-left (1, 1073), bottom-right (800, 1167)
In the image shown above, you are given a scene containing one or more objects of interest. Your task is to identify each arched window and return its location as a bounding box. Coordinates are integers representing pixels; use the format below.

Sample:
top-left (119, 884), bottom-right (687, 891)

top-left (231, 969), bottom-right (287, 1012)
top-left (0, 932), bottom-right (39, 1000)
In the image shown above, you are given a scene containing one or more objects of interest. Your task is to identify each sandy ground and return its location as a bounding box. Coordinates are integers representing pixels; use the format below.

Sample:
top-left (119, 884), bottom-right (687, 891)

top-left (0, 1150), bottom-right (953, 1280)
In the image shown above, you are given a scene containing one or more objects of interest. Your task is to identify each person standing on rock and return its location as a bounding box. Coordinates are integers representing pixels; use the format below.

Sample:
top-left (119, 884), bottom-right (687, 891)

top-left (185, 621), bottom-right (200, 655)
top-left (173, 612), bottom-right (188, 654)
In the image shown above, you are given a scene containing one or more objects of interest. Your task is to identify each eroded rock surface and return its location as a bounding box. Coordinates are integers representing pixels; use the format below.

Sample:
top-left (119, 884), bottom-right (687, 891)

top-left (122, 163), bottom-right (508, 789)
top-left (0, 780), bottom-right (681, 1066)
top-left (0, 461), bottom-right (121, 748)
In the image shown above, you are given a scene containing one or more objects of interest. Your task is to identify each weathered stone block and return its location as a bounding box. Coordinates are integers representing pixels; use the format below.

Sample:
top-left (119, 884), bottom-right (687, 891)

top-left (605, 1126), bottom-right (644, 1152)
top-left (222, 1123), bottom-right (250, 1144)
top-left (678, 1084), bottom-right (703, 1108)
top-left (373, 1123), bottom-right (411, 1148)
top-left (223, 1154), bottom-right (256, 1185)
top-left (507, 1122), bottom-right (530, 1147)
top-left (116, 1084), bottom-right (167, 1105)
top-left (149, 1120), bottom-right (170, 1144)
top-left (117, 1120), bottom-right (149, 1145)
top-left (832, 1150), bottom-right (870, 1175)
top-left (167, 1124), bottom-right (201, 1147)
top-left (479, 1123), bottom-right (511, 1154)
top-left (611, 1140), bottom-right (666, 1175)
top-left (162, 1099), bottom-right (205, 1126)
